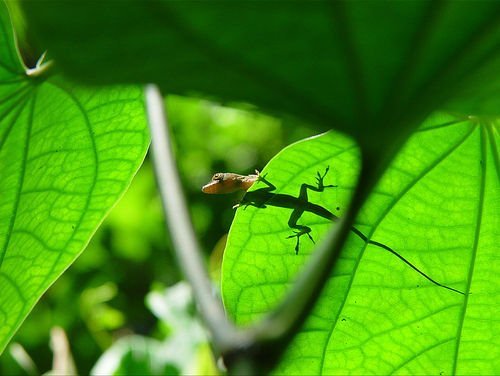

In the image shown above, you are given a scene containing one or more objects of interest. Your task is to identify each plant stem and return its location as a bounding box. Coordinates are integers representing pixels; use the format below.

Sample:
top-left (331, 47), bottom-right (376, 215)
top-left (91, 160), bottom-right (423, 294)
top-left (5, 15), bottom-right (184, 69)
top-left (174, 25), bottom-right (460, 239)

top-left (26, 55), bottom-right (53, 78)
top-left (145, 85), bottom-right (244, 353)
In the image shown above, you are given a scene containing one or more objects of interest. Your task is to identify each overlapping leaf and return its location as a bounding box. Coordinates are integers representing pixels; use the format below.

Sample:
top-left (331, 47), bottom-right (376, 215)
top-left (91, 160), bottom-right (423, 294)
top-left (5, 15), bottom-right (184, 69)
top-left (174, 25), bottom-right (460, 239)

top-left (0, 4), bottom-right (149, 352)
top-left (222, 114), bottom-right (499, 374)
top-left (19, 1), bottom-right (500, 148)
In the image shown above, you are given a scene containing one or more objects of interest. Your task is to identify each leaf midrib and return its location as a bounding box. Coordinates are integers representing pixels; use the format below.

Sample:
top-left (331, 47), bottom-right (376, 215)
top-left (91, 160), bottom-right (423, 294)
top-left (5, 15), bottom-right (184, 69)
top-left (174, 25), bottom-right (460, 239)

top-left (0, 92), bottom-right (34, 269)
top-left (451, 122), bottom-right (489, 373)
top-left (36, 81), bottom-right (99, 288)
top-left (319, 121), bottom-right (476, 374)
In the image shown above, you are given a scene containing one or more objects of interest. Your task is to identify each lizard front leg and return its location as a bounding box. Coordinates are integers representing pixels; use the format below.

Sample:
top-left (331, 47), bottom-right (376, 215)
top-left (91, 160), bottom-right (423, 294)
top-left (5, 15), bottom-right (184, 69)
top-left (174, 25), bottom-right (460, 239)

top-left (287, 166), bottom-right (336, 253)
top-left (298, 165), bottom-right (337, 201)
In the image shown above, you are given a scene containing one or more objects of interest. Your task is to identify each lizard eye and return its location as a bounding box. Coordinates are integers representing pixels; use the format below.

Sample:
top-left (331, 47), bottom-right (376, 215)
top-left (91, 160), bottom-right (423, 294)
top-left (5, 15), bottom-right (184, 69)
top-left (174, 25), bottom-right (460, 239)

top-left (212, 173), bottom-right (224, 181)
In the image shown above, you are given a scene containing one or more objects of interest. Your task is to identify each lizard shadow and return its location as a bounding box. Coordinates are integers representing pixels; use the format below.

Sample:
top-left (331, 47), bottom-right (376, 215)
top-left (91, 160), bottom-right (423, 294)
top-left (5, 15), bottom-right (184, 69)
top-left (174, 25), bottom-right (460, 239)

top-left (239, 166), bottom-right (337, 254)
top-left (238, 166), bottom-right (464, 295)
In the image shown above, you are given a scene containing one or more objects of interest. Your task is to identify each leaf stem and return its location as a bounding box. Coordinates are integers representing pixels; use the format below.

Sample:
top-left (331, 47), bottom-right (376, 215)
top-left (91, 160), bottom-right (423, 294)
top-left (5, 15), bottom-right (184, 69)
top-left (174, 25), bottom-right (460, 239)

top-left (26, 54), bottom-right (53, 78)
top-left (145, 85), bottom-right (246, 354)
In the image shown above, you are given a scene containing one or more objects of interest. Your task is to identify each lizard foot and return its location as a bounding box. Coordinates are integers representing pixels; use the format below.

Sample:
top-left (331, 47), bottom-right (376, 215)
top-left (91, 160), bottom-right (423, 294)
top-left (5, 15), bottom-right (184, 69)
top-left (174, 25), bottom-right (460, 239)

top-left (287, 230), bottom-right (315, 254)
top-left (256, 171), bottom-right (268, 183)
top-left (316, 165), bottom-right (337, 190)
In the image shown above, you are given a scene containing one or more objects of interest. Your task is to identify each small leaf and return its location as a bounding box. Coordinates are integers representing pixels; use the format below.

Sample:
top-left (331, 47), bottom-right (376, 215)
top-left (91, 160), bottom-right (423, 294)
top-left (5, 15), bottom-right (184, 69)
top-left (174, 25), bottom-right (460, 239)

top-left (222, 113), bottom-right (499, 374)
top-left (0, 4), bottom-right (149, 352)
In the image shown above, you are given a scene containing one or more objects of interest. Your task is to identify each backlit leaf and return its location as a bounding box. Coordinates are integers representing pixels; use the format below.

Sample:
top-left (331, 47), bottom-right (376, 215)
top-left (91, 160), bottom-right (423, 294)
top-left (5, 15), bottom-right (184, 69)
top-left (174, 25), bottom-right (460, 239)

top-left (0, 3), bottom-right (149, 352)
top-left (222, 114), bottom-right (499, 374)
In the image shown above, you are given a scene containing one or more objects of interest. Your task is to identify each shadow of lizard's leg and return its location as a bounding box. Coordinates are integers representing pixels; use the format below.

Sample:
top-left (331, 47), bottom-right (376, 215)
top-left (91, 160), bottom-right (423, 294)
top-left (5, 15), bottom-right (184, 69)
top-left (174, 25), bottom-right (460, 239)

top-left (299, 166), bottom-right (337, 198)
top-left (256, 174), bottom-right (276, 192)
top-left (285, 167), bottom-right (337, 254)
top-left (286, 208), bottom-right (314, 254)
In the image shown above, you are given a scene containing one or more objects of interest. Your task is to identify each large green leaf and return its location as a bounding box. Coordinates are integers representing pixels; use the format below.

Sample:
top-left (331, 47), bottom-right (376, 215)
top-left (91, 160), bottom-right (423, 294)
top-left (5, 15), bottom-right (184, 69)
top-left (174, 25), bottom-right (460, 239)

top-left (19, 1), bottom-right (500, 147)
top-left (222, 114), bottom-right (499, 374)
top-left (0, 4), bottom-right (149, 352)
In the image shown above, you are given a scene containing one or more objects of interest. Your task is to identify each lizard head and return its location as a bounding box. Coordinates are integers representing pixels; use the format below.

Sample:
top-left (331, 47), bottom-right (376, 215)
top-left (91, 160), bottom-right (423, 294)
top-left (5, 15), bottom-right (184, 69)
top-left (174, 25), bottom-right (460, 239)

top-left (202, 172), bottom-right (230, 194)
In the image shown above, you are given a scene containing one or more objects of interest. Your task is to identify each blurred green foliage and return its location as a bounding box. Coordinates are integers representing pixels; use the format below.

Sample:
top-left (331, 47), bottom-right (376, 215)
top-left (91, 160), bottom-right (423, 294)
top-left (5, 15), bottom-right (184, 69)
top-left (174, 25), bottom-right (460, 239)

top-left (0, 94), bottom-right (312, 374)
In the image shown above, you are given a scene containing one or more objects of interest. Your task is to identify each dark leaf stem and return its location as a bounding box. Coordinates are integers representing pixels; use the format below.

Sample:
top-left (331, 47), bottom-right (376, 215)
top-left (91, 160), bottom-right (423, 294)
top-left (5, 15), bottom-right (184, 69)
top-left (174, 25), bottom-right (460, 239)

top-left (145, 85), bottom-right (245, 353)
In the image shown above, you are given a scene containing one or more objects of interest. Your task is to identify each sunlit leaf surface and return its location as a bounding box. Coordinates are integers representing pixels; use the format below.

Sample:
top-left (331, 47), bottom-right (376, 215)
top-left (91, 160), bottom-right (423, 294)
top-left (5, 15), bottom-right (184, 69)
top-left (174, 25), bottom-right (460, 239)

top-left (0, 4), bottom-right (149, 352)
top-left (222, 114), bottom-right (499, 374)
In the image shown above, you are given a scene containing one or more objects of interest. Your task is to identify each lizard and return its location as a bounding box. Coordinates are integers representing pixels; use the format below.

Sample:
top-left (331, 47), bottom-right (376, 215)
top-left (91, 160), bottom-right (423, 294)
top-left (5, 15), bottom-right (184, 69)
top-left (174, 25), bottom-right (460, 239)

top-left (202, 167), bottom-right (464, 295)
top-left (202, 172), bottom-right (260, 194)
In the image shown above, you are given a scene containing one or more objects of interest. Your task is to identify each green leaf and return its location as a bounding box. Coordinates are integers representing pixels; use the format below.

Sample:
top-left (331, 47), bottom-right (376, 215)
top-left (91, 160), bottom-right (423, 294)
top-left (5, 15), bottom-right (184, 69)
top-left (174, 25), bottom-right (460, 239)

top-left (0, 4), bottom-right (149, 352)
top-left (19, 1), bottom-right (500, 148)
top-left (222, 114), bottom-right (499, 374)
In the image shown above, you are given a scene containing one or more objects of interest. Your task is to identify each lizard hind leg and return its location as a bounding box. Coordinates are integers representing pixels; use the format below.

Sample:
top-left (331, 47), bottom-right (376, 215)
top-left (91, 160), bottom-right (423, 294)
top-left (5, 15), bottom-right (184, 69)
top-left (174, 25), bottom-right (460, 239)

top-left (286, 225), bottom-right (315, 254)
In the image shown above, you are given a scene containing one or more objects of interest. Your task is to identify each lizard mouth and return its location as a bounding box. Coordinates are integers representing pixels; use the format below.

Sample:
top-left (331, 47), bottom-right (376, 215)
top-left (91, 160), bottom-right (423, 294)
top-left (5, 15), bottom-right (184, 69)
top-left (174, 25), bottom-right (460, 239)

top-left (201, 180), bottom-right (220, 194)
